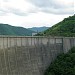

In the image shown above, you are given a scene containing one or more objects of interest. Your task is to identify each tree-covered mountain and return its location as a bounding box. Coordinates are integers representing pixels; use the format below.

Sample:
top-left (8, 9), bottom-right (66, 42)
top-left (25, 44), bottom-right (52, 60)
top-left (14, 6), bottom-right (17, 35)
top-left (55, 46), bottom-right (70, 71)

top-left (28, 26), bottom-right (49, 32)
top-left (0, 24), bottom-right (35, 36)
top-left (44, 47), bottom-right (75, 75)
top-left (38, 15), bottom-right (75, 36)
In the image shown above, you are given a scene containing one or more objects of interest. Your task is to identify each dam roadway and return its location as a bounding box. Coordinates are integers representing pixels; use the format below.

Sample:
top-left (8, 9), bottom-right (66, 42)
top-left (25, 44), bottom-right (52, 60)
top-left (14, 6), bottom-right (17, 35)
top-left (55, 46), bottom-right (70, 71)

top-left (0, 36), bottom-right (74, 75)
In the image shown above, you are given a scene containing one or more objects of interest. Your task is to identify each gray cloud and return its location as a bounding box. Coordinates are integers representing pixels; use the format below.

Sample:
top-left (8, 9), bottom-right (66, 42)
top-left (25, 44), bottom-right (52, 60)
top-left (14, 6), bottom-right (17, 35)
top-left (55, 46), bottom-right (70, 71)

top-left (0, 0), bottom-right (74, 16)
top-left (42, 8), bottom-right (74, 15)
top-left (7, 7), bottom-right (28, 16)
top-left (0, 7), bottom-right (28, 16)
top-left (0, 10), bottom-right (7, 16)
top-left (27, 0), bottom-right (51, 8)
top-left (3, 0), bottom-right (9, 2)
top-left (0, 0), bottom-right (39, 16)
top-left (0, 6), bottom-right (39, 16)
top-left (27, 0), bottom-right (74, 14)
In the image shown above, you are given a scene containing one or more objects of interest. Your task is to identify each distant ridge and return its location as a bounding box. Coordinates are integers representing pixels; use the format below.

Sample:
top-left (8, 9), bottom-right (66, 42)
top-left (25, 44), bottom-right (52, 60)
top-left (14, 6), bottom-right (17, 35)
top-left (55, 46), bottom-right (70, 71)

top-left (0, 24), bottom-right (35, 36)
top-left (37, 15), bottom-right (75, 37)
top-left (28, 26), bottom-right (49, 32)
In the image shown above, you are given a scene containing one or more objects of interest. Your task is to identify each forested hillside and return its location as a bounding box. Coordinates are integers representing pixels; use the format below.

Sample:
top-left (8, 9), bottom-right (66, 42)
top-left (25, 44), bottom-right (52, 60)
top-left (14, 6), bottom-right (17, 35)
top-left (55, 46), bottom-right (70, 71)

top-left (0, 24), bottom-right (35, 36)
top-left (44, 47), bottom-right (75, 75)
top-left (38, 15), bottom-right (75, 36)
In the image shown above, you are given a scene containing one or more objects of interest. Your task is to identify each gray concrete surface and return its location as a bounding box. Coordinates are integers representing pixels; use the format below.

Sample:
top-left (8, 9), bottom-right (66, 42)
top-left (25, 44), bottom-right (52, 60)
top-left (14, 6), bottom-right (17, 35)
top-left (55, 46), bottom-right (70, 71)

top-left (0, 36), bottom-right (74, 75)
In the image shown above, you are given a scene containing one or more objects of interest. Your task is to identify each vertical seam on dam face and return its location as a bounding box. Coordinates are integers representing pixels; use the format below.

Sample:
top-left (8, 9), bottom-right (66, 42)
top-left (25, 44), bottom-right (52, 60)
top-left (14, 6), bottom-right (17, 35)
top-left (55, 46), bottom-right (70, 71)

top-left (3, 37), bottom-right (8, 75)
top-left (0, 36), bottom-right (74, 75)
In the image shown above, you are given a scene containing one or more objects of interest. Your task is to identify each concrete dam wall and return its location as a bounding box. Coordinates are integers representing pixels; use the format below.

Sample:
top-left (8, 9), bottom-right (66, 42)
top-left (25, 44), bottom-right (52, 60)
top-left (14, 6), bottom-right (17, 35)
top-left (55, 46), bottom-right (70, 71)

top-left (0, 36), bottom-right (75, 75)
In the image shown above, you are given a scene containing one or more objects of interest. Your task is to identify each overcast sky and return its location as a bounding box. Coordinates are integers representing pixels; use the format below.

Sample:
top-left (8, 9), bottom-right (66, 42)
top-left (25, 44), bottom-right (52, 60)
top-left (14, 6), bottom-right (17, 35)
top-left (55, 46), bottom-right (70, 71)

top-left (0, 0), bottom-right (74, 28)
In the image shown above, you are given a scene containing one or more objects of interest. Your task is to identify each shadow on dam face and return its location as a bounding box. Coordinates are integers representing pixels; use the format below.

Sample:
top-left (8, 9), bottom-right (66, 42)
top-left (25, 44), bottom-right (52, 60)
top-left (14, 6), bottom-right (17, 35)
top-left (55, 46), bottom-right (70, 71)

top-left (0, 37), bottom-right (64, 75)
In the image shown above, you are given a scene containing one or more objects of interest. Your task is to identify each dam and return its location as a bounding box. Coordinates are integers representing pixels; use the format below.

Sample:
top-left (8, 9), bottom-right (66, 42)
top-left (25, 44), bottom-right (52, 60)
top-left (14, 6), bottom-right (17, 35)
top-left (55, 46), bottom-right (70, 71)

top-left (0, 36), bottom-right (75, 75)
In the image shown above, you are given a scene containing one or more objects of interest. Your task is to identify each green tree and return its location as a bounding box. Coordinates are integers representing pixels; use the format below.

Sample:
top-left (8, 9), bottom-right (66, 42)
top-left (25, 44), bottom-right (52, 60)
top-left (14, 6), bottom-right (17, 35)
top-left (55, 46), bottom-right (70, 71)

top-left (44, 47), bottom-right (75, 75)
